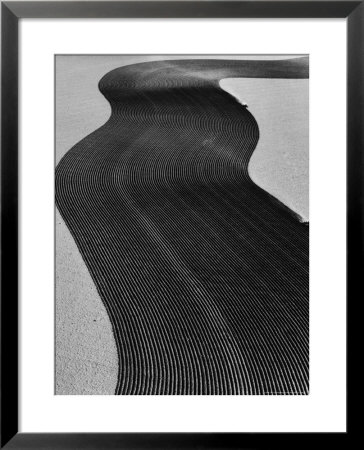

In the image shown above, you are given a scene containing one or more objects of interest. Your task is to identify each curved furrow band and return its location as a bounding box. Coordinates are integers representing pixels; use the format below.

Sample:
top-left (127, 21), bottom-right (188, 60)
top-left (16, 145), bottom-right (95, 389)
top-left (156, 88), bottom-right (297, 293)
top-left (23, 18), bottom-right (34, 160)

top-left (56, 58), bottom-right (309, 395)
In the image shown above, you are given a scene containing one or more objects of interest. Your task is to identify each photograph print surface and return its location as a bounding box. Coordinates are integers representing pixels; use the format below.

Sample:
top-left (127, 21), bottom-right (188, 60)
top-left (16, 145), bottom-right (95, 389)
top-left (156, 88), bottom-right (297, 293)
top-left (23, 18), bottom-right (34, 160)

top-left (55, 55), bottom-right (309, 395)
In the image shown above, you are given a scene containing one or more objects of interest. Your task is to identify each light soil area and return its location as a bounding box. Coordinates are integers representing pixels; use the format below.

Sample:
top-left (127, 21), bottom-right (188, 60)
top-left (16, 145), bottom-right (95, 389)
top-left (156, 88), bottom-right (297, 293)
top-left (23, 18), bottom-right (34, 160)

top-left (56, 209), bottom-right (118, 394)
top-left (221, 78), bottom-right (309, 221)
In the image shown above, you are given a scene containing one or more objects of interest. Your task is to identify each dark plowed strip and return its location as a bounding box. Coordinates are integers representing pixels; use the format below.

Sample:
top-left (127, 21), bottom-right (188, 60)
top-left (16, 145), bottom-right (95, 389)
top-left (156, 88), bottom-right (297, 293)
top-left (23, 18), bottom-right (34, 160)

top-left (56, 58), bottom-right (309, 395)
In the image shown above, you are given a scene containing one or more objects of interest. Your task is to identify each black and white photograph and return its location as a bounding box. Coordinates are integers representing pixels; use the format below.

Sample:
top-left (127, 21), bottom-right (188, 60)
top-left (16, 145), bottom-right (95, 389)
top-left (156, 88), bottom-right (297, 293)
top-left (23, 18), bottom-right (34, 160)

top-left (55, 55), bottom-right (309, 396)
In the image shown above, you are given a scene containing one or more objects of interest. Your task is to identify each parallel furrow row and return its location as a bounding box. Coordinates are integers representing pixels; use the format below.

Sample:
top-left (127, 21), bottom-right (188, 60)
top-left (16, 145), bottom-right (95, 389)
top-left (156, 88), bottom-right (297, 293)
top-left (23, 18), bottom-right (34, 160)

top-left (56, 59), bottom-right (309, 395)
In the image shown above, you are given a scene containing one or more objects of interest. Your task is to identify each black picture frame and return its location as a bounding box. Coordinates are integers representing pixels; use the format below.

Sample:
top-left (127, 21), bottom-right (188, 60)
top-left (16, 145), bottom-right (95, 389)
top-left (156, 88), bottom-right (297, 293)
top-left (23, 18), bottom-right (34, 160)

top-left (1, 1), bottom-right (357, 448)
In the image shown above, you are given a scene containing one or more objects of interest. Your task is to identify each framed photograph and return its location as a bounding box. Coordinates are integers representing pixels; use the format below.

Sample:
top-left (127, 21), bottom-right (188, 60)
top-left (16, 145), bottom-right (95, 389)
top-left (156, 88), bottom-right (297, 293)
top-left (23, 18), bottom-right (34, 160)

top-left (1, 1), bottom-right (356, 448)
